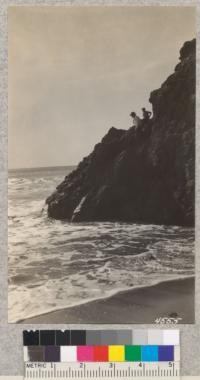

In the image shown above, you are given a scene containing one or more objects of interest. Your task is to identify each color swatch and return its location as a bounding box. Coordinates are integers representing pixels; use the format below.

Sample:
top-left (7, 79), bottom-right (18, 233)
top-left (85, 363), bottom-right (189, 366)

top-left (24, 344), bottom-right (179, 363)
top-left (23, 329), bottom-right (180, 363)
top-left (23, 329), bottom-right (180, 346)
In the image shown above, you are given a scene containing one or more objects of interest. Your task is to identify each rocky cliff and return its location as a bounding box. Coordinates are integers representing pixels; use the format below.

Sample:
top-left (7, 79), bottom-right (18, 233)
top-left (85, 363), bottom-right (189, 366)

top-left (46, 39), bottom-right (195, 226)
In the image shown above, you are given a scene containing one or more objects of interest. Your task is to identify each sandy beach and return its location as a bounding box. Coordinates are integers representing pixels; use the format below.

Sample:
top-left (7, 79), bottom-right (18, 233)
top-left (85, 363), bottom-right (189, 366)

top-left (21, 277), bottom-right (194, 324)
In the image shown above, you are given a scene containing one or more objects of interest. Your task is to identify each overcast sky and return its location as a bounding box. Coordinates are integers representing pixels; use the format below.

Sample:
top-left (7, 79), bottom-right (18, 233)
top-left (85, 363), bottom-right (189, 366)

top-left (8, 6), bottom-right (196, 169)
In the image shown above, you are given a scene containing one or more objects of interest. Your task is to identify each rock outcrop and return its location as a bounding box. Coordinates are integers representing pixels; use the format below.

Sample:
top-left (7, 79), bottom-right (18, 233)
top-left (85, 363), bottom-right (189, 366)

top-left (46, 39), bottom-right (195, 226)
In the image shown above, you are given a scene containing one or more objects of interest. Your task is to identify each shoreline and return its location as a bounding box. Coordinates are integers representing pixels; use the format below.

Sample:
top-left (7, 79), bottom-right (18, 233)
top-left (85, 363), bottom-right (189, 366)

top-left (20, 276), bottom-right (194, 324)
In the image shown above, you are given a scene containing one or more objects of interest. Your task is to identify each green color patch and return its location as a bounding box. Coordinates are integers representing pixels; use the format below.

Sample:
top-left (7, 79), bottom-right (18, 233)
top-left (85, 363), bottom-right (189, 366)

top-left (125, 345), bottom-right (141, 362)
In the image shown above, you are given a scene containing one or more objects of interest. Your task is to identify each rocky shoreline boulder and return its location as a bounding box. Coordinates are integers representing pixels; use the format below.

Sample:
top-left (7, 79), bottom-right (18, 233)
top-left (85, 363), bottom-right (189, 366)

top-left (46, 39), bottom-right (195, 226)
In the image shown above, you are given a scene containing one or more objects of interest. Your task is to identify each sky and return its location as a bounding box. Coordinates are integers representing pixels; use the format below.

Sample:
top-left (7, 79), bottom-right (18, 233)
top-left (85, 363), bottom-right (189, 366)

top-left (8, 6), bottom-right (196, 169)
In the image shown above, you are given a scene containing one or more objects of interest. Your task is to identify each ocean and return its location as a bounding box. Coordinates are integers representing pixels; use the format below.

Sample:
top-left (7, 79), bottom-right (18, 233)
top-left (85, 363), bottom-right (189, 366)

top-left (8, 166), bottom-right (195, 323)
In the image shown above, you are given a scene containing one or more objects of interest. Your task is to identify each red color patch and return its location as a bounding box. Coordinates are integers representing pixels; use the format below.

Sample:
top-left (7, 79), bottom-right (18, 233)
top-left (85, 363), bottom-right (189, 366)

top-left (93, 346), bottom-right (108, 362)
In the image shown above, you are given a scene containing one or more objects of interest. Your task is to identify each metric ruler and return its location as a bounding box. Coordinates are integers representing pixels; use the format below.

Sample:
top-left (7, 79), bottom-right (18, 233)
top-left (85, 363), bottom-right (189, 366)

top-left (24, 362), bottom-right (180, 379)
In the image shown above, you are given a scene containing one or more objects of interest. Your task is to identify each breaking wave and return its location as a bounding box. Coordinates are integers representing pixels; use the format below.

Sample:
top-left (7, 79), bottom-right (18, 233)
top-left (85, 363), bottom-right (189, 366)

top-left (8, 167), bottom-right (195, 322)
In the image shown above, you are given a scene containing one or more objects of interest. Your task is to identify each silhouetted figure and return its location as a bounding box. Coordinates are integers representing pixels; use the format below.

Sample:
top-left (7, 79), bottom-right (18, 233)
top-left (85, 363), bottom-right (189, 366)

top-left (142, 107), bottom-right (152, 121)
top-left (130, 111), bottom-right (141, 130)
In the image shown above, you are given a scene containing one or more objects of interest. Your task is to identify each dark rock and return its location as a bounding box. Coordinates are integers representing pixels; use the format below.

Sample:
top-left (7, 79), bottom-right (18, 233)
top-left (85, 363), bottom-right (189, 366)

top-left (46, 39), bottom-right (195, 226)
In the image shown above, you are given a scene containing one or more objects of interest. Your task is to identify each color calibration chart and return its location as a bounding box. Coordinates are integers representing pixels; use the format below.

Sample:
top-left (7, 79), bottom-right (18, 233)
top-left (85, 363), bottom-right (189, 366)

top-left (23, 329), bottom-right (180, 379)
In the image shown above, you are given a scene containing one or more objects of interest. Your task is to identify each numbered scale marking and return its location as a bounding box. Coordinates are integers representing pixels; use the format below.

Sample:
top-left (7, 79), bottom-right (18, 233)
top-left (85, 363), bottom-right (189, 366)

top-left (24, 361), bottom-right (180, 380)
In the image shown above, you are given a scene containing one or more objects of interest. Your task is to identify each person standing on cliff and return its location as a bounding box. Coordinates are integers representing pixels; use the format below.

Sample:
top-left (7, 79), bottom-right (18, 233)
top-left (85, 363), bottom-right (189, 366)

top-left (130, 111), bottom-right (141, 130)
top-left (142, 107), bottom-right (152, 121)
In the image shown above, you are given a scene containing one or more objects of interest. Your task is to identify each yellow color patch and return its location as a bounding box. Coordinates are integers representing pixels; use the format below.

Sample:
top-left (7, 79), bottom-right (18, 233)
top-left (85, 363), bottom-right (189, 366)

top-left (108, 345), bottom-right (125, 362)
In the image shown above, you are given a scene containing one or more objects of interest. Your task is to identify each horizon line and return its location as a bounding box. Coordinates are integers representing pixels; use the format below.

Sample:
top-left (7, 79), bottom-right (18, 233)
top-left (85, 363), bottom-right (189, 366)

top-left (8, 164), bottom-right (77, 171)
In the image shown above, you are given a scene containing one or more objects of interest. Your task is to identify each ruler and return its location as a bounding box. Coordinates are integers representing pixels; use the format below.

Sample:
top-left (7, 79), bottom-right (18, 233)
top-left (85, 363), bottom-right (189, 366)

top-left (24, 361), bottom-right (180, 379)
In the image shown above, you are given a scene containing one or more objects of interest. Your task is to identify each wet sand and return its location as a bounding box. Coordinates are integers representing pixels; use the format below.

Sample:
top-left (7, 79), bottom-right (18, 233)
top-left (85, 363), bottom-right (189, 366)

top-left (21, 277), bottom-right (194, 324)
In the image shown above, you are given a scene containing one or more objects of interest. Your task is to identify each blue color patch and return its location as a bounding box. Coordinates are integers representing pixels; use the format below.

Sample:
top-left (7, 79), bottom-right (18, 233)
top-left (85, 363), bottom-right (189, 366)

top-left (141, 346), bottom-right (158, 362)
top-left (158, 346), bottom-right (174, 361)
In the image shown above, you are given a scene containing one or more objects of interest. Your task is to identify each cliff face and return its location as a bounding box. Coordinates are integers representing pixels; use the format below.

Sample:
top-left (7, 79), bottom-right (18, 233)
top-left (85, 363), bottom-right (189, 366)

top-left (46, 39), bottom-right (195, 226)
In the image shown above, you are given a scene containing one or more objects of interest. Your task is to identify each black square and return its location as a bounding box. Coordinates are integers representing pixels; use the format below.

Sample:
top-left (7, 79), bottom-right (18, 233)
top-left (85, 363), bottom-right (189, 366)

top-left (23, 331), bottom-right (39, 346)
top-left (70, 330), bottom-right (86, 345)
top-left (56, 330), bottom-right (70, 346)
top-left (40, 330), bottom-right (55, 345)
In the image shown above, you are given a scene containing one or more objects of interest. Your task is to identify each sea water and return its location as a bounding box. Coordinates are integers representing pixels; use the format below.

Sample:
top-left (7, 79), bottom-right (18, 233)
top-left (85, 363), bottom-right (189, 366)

top-left (8, 166), bottom-right (195, 323)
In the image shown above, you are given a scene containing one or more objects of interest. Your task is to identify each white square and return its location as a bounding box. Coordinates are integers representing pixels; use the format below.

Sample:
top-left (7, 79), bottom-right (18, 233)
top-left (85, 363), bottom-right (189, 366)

top-left (148, 329), bottom-right (163, 344)
top-left (163, 330), bottom-right (179, 345)
top-left (60, 346), bottom-right (77, 362)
